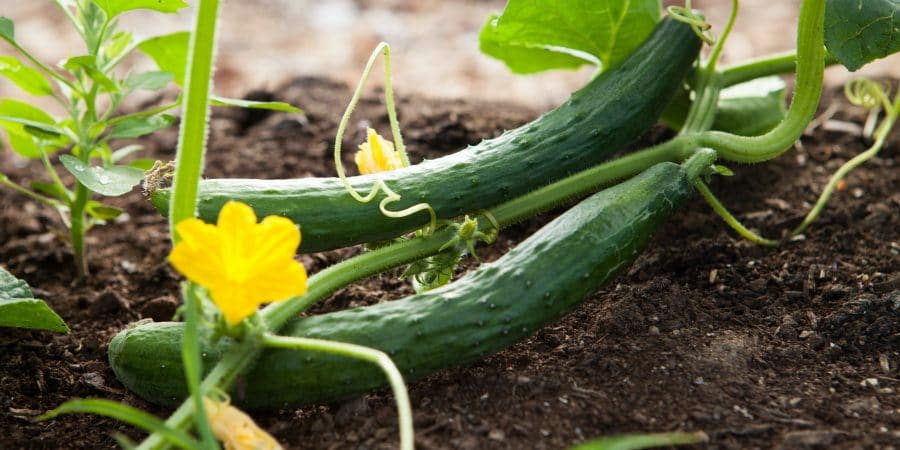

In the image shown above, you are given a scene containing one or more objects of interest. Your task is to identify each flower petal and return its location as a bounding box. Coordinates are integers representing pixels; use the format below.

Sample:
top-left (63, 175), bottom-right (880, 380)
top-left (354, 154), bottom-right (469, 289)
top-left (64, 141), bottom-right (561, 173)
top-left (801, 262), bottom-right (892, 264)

top-left (251, 216), bottom-right (300, 264)
top-left (170, 219), bottom-right (225, 287)
top-left (216, 202), bottom-right (258, 280)
top-left (210, 284), bottom-right (258, 325)
top-left (246, 260), bottom-right (308, 305)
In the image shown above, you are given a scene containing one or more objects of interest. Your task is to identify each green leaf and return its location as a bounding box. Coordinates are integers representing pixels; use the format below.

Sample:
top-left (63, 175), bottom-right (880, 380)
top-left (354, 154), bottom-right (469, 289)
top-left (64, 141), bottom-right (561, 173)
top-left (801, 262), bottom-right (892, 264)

top-left (569, 431), bottom-right (707, 450)
top-left (102, 30), bottom-right (134, 63)
top-left (0, 56), bottom-right (53, 96)
top-left (479, 0), bottom-right (661, 74)
top-left (59, 155), bottom-right (144, 196)
top-left (39, 399), bottom-right (199, 449)
top-left (62, 55), bottom-right (117, 92)
top-left (712, 165), bottom-right (735, 177)
top-left (0, 267), bottom-right (31, 298)
top-left (0, 266), bottom-right (69, 333)
top-left (714, 76), bottom-right (787, 136)
top-left (0, 98), bottom-right (55, 125)
top-left (4, 131), bottom-right (40, 158)
top-left (825, 0), bottom-right (900, 71)
top-left (110, 144), bottom-right (143, 163)
top-left (138, 32), bottom-right (189, 86)
top-left (92, 0), bottom-right (189, 18)
top-left (30, 181), bottom-right (70, 201)
top-left (86, 201), bottom-right (124, 220)
top-left (127, 158), bottom-right (156, 171)
top-left (210, 95), bottom-right (303, 113)
top-left (125, 71), bottom-right (174, 91)
top-left (0, 17), bottom-right (14, 43)
top-left (0, 99), bottom-right (62, 158)
top-left (109, 114), bottom-right (176, 139)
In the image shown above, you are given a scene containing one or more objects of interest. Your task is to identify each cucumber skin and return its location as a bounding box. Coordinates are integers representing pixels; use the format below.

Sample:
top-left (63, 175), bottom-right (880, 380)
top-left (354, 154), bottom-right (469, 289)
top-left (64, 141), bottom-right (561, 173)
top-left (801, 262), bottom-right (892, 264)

top-left (150, 19), bottom-right (700, 253)
top-left (111, 163), bottom-right (693, 409)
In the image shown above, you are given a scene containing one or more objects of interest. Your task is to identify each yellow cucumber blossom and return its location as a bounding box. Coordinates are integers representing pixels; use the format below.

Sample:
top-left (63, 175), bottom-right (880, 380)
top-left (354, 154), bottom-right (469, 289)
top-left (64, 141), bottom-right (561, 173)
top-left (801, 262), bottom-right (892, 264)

top-left (168, 201), bottom-right (307, 325)
top-left (355, 128), bottom-right (404, 174)
top-left (204, 397), bottom-right (283, 450)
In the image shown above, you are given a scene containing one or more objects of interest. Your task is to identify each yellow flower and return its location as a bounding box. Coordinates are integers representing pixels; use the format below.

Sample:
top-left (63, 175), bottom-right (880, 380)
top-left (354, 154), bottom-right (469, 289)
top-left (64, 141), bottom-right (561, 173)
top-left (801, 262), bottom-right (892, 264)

top-left (204, 397), bottom-right (283, 450)
top-left (169, 201), bottom-right (307, 325)
top-left (355, 128), bottom-right (404, 174)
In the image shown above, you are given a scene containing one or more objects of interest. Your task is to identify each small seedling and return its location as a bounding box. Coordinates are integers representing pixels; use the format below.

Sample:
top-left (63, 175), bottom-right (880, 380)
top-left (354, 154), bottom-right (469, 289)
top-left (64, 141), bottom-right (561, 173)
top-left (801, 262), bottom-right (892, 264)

top-left (0, 0), bottom-right (299, 280)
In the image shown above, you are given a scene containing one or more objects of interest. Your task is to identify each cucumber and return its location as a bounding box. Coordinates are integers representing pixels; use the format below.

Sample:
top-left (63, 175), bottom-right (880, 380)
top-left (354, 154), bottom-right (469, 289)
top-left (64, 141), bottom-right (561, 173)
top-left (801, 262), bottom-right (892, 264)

top-left (151, 19), bottom-right (700, 253)
top-left (111, 162), bottom-right (694, 408)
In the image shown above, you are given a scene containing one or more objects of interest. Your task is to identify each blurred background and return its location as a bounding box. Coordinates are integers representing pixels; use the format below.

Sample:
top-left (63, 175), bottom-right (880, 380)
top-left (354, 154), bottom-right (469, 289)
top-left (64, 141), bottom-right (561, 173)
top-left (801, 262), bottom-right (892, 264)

top-left (1, 0), bottom-right (898, 110)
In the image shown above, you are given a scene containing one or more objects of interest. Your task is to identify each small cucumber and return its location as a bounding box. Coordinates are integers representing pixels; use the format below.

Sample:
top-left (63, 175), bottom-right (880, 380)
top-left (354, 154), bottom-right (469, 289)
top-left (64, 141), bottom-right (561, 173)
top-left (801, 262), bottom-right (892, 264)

top-left (110, 162), bottom-right (694, 408)
top-left (151, 19), bottom-right (700, 253)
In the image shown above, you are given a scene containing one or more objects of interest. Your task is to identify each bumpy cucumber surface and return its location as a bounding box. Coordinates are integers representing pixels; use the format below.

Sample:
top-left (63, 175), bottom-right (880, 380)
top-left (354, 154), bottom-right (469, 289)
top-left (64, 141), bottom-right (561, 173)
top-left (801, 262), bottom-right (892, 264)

top-left (112, 162), bottom-right (693, 408)
top-left (151, 19), bottom-right (700, 253)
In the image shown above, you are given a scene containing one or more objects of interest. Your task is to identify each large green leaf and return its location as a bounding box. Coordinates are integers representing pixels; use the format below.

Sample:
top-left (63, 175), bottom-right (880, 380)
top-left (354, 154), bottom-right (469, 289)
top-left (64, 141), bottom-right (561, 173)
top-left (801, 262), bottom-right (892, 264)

top-left (0, 266), bottom-right (69, 333)
top-left (0, 56), bottom-right (53, 96)
top-left (59, 155), bottom-right (144, 197)
top-left (825, 0), bottom-right (900, 71)
top-left (93, 0), bottom-right (188, 18)
top-left (137, 32), bottom-right (189, 86)
top-left (479, 0), bottom-right (661, 74)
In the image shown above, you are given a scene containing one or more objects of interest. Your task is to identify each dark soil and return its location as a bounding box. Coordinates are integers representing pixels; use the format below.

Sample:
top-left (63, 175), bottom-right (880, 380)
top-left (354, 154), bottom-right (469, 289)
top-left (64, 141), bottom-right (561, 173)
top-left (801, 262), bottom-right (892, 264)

top-left (1, 77), bottom-right (897, 450)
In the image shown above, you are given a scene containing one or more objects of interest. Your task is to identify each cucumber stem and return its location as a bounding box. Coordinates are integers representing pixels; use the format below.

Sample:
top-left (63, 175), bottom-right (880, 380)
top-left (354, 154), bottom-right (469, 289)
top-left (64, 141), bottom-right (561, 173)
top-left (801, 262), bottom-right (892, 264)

top-left (695, 0), bottom-right (826, 163)
top-left (719, 51), bottom-right (838, 87)
top-left (181, 284), bottom-right (218, 450)
top-left (681, 148), bottom-right (717, 182)
top-left (167, 0), bottom-right (221, 243)
top-left (261, 334), bottom-right (414, 450)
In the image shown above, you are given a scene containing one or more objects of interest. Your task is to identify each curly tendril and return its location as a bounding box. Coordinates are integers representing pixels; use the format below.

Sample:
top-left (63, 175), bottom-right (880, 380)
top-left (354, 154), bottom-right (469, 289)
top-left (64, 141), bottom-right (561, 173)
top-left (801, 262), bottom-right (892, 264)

top-left (667, 1), bottom-right (716, 45)
top-left (844, 78), bottom-right (894, 112)
top-left (333, 42), bottom-right (437, 234)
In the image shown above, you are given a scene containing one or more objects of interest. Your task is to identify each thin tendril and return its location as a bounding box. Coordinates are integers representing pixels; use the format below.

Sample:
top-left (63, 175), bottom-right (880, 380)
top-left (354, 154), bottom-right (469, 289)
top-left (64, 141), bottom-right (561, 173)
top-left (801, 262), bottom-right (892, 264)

top-left (333, 42), bottom-right (436, 233)
top-left (695, 180), bottom-right (780, 246)
top-left (667, 1), bottom-right (716, 45)
top-left (845, 79), bottom-right (893, 113)
top-left (706, 0), bottom-right (738, 71)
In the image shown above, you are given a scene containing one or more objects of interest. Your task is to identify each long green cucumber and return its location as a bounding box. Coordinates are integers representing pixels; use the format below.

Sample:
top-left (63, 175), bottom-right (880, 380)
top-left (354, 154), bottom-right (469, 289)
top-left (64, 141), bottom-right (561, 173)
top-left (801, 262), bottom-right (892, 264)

top-left (111, 162), bottom-right (694, 408)
top-left (150, 19), bottom-right (700, 253)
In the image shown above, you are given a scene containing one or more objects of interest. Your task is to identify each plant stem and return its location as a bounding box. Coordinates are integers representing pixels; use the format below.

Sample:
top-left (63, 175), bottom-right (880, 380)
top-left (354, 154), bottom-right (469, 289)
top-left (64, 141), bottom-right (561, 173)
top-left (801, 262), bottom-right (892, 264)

top-left (720, 50), bottom-right (838, 87)
top-left (705, 0), bottom-right (739, 73)
top-left (69, 147), bottom-right (92, 279)
top-left (0, 174), bottom-right (62, 207)
top-left (137, 340), bottom-right (262, 450)
top-left (39, 148), bottom-right (72, 202)
top-left (168, 0), bottom-right (221, 242)
top-left (682, 148), bottom-right (718, 182)
top-left (261, 333), bottom-right (414, 450)
top-left (694, 0), bottom-right (826, 163)
top-left (181, 284), bottom-right (218, 450)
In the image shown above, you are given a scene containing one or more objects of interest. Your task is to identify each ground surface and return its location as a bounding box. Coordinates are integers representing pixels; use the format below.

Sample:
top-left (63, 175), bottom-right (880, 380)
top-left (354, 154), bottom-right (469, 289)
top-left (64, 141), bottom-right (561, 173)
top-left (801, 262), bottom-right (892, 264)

top-left (1, 78), bottom-right (898, 449)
